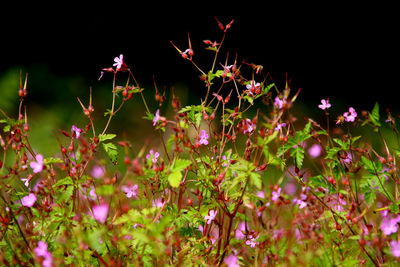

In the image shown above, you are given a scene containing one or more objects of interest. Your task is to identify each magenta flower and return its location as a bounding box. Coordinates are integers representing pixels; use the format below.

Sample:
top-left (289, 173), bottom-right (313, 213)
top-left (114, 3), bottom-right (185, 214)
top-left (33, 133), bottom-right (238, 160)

top-left (21, 192), bottom-right (37, 207)
top-left (308, 144), bottom-right (322, 158)
top-left (390, 240), bottom-right (400, 257)
top-left (113, 54), bottom-right (123, 70)
top-left (34, 241), bottom-right (53, 267)
top-left (242, 119), bottom-right (255, 134)
top-left (30, 154), bottom-right (44, 173)
top-left (153, 109), bottom-right (160, 126)
top-left (274, 122), bottom-right (287, 132)
top-left (224, 254), bottom-right (239, 267)
top-left (245, 234), bottom-right (258, 247)
top-left (235, 221), bottom-right (246, 239)
top-left (71, 125), bottom-right (82, 139)
top-left (204, 209), bottom-right (217, 225)
top-left (152, 198), bottom-right (165, 208)
top-left (198, 130), bottom-right (209, 146)
top-left (146, 149), bottom-right (160, 163)
top-left (318, 99), bottom-right (331, 110)
top-left (122, 184), bottom-right (138, 198)
top-left (92, 203), bottom-right (109, 223)
top-left (343, 107), bottom-right (357, 122)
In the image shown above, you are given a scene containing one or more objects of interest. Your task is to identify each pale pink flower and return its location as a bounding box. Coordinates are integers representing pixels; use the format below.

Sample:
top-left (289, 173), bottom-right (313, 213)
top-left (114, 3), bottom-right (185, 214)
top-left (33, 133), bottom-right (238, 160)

top-left (235, 221), bottom-right (246, 240)
top-left (198, 130), bottom-right (209, 146)
top-left (274, 123), bottom-right (286, 132)
top-left (71, 125), bottom-right (82, 139)
top-left (30, 154), bottom-right (44, 173)
top-left (92, 203), bottom-right (109, 223)
top-left (308, 144), bottom-right (322, 158)
top-left (343, 107), bottom-right (357, 122)
top-left (152, 198), bottom-right (165, 208)
top-left (21, 192), bottom-right (37, 207)
top-left (224, 254), bottom-right (239, 267)
top-left (153, 109), bottom-right (160, 126)
top-left (381, 215), bottom-right (400, 235)
top-left (91, 165), bottom-right (105, 179)
top-left (272, 187), bottom-right (281, 202)
top-left (318, 99), bottom-right (331, 110)
top-left (34, 241), bottom-right (53, 267)
top-left (242, 119), bottom-right (255, 134)
top-left (113, 54), bottom-right (123, 70)
top-left (204, 209), bottom-right (217, 225)
top-left (390, 240), bottom-right (400, 257)
top-left (246, 234), bottom-right (258, 247)
top-left (122, 184), bottom-right (138, 198)
top-left (274, 96), bottom-right (286, 109)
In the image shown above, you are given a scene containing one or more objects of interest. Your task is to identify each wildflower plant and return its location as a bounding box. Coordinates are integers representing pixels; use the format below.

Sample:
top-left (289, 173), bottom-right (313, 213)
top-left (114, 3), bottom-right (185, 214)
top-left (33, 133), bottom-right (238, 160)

top-left (1, 17), bottom-right (400, 266)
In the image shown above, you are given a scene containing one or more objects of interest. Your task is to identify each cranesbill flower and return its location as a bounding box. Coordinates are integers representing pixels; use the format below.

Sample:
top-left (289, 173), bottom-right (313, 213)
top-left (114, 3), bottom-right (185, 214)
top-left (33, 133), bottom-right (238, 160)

top-left (34, 241), bottom-right (53, 267)
top-left (146, 149), bottom-right (160, 163)
top-left (198, 130), bottom-right (209, 145)
top-left (344, 107), bottom-right (357, 122)
top-left (272, 187), bottom-right (281, 202)
top-left (92, 203), bottom-right (109, 223)
top-left (113, 54), bottom-right (123, 70)
top-left (91, 165), bottom-right (105, 179)
top-left (71, 125), bottom-right (82, 139)
top-left (21, 192), bottom-right (37, 207)
top-left (153, 109), bottom-right (160, 126)
top-left (381, 215), bottom-right (400, 235)
top-left (30, 154), bottom-right (44, 173)
top-left (122, 184), bottom-right (138, 198)
top-left (308, 144), bottom-right (322, 158)
top-left (274, 123), bottom-right (286, 132)
top-left (204, 209), bottom-right (217, 225)
top-left (224, 254), bottom-right (239, 267)
top-left (274, 96), bottom-right (287, 109)
top-left (318, 99), bottom-right (331, 110)
top-left (390, 240), bottom-right (400, 257)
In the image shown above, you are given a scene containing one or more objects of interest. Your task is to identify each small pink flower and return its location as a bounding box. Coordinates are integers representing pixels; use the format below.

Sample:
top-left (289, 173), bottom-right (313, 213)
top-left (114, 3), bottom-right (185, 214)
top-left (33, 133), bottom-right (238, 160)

top-left (390, 240), bottom-right (400, 257)
top-left (92, 203), bottom-right (109, 223)
top-left (204, 209), bottom-right (217, 225)
top-left (381, 215), bottom-right (400, 235)
top-left (71, 125), bottom-right (82, 139)
top-left (235, 221), bottom-right (246, 240)
top-left (224, 254), bottom-right (239, 267)
top-left (152, 198), bottom-right (165, 208)
top-left (272, 187), bottom-right (281, 202)
top-left (274, 123), bottom-right (286, 132)
top-left (91, 165), bottom-right (105, 179)
top-left (274, 96), bottom-right (287, 109)
top-left (113, 54), bottom-right (123, 70)
top-left (343, 107), bottom-right (357, 122)
top-left (198, 130), bottom-right (209, 146)
top-left (122, 184), bottom-right (138, 198)
top-left (245, 234), bottom-right (258, 247)
top-left (242, 119), bottom-right (255, 134)
top-left (21, 192), bottom-right (37, 207)
top-left (318, 99), bottom-right (331, 110)
top-left (146, 149), bottom-right (160, 163)
top-left (153, 109), bottom-right (160, 126)
top-left (30, 154), bottom-right (44, 173)
top-left (308, 144), bottom-right (322, 158)
top-left (34, 241), bottom-right (53, 267)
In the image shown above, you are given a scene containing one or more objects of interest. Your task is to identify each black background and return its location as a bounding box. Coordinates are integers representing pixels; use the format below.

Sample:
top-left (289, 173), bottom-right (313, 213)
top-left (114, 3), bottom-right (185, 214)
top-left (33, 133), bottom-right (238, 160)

top-left (1, 9), bottom-right (399, 112)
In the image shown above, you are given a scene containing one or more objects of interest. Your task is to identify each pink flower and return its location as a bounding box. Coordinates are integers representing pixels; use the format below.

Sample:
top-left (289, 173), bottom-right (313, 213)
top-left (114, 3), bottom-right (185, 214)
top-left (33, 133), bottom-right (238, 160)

top-left (318, 99), bottom-right (331, 110)
top-left (242, 119), bottom-right (255, 134)
top-left (274, 96), bottom-right (287, 109)
top-left (272, 187), bottom-right (281, 202)
top-left (92, 203), bottom-right (109, 223)
top-left (122, 184), bottom-right (138, 198)
top-left (381, 215), bottom-right (400, 235)
top-left (21, 192), bottom-right (37, 207)
top-left (71, 125), bottom-right (82, 139)
top-left (146, 149), bottom-right (160, 163)
top-left (204, 209), bottom-right (217, 225)
top-left (91, 165), bottom-right (105, 179)
top-left (30, 154), bottom-right (44, 173)
top-left (153, 109), bottom-right (160, 126)
top-left (235, 221), bottom-right (246, 239)
top-left (390, 240), bottom-right (400, 257)
top-left (245, 234), bottom-right (258, 247)
top-left (34, 241), bottom-right (53, 267)
top-left (308, 144), bottom-right (322, 158)
top-left (152, 198), bottom-right (165, 208)
top-left (343, 107), bottom-right (357, 122)
top-left (113, 54), bottom-right (123, 70)
top-left (198, 130), bottom-right (209, 146)
top-left (274, 122), bottom-right (286, 132)
top-left (224, 254), bottom-right (239, 267)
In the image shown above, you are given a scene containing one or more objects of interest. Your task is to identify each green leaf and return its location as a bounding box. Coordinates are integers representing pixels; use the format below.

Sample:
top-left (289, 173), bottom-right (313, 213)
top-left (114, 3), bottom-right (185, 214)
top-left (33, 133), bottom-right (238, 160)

top-left (172, 159), bottom-right (192, 172)
top-left (54, 176), bottom-right (73, 187)
top-left (168, 171), bottom-right (182, 188)
top-left (98, 133), bottom-right (116, 142)
top-left (370, 102), bottom-right (381, 127)
top-left (96, 184), bottom-right (115, 196)
top-left (102, 142), bottom-right (118, 164)
top-left (249, 172), bottom-right (262, 189)
top-left (294, 146), bottom-right (305, 169)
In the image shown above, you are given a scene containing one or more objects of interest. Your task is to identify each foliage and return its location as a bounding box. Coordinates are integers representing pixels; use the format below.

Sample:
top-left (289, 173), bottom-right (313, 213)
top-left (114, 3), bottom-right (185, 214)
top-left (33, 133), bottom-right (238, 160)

top-left (1, 18), bottom-right (400, 266)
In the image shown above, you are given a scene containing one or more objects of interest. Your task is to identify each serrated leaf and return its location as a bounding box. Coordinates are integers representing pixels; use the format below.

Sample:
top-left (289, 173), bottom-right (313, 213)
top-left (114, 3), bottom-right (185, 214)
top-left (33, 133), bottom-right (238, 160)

top-left (249, 172), bottom-right (262, 189)
top-left (54, 176), bottom-right (73, 187)
top-left (102, 142), bottom-right (118, 163)
top-left (172, 159), bottom-right (192, 172)
top-left (99, 133), bottom-right (116, 142)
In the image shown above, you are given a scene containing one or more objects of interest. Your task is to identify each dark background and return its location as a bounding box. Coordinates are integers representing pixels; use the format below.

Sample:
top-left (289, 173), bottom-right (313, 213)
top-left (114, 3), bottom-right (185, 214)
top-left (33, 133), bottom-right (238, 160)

top-left (1, 10), bottom-right (399, 112)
